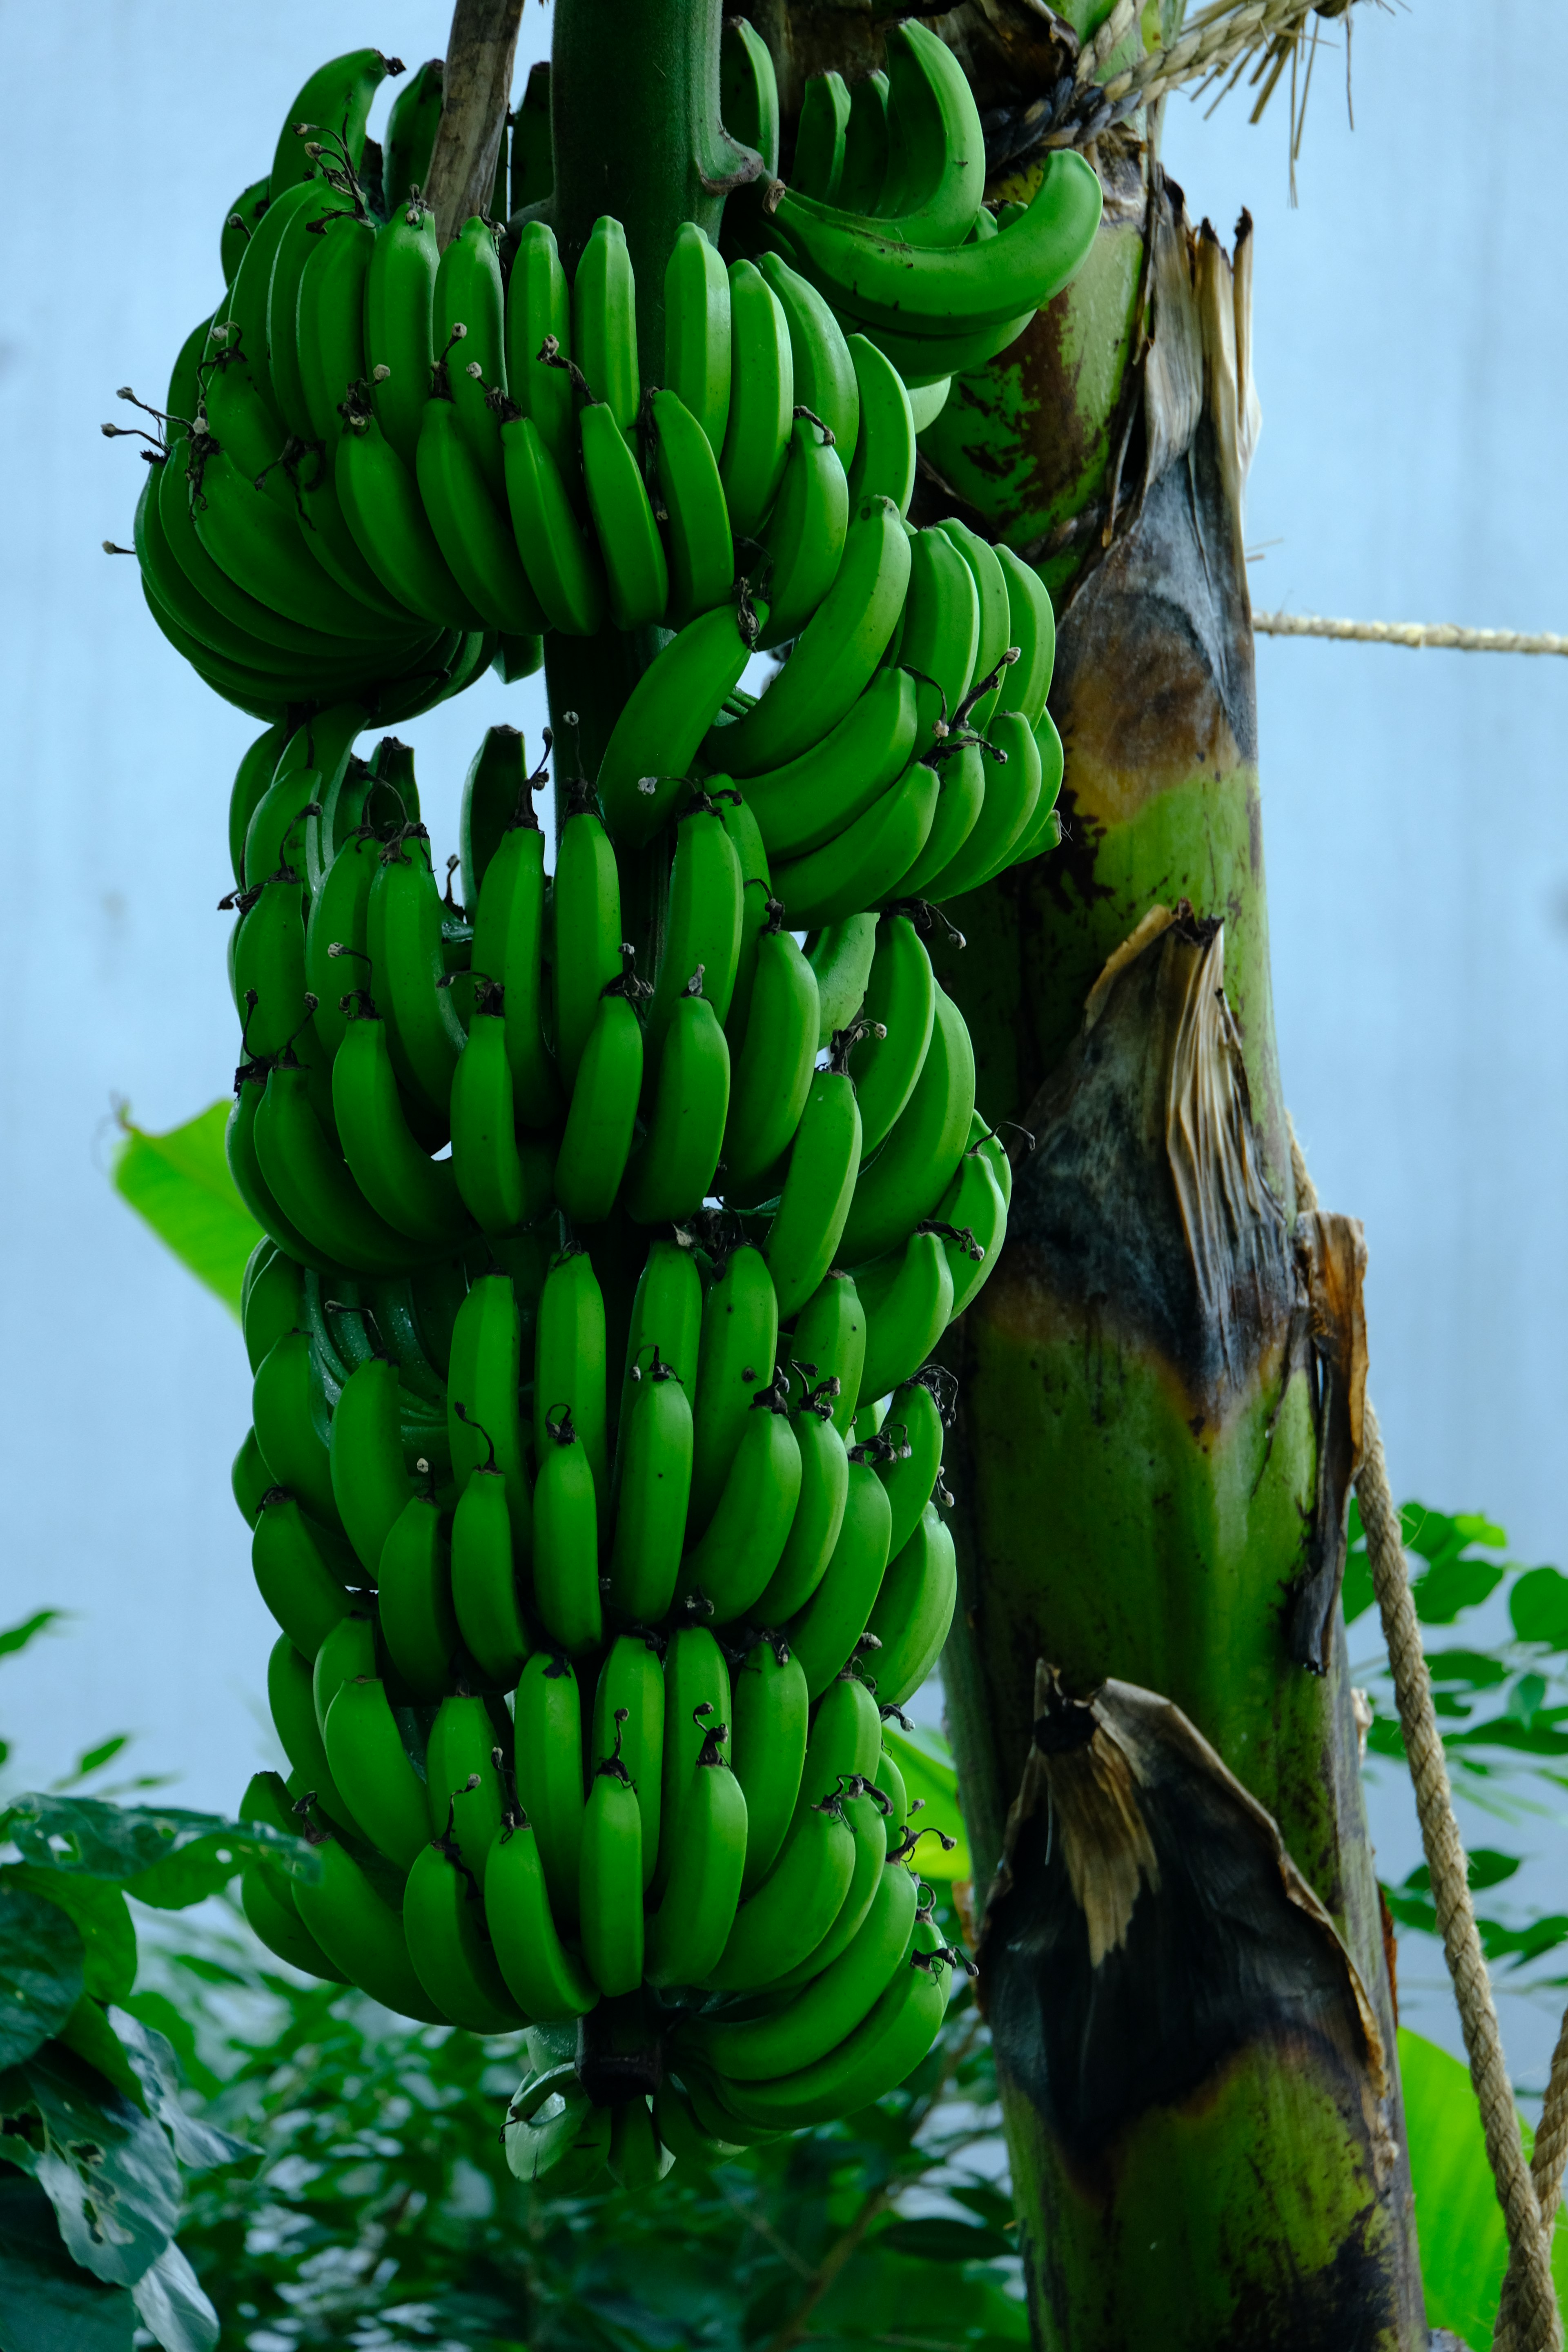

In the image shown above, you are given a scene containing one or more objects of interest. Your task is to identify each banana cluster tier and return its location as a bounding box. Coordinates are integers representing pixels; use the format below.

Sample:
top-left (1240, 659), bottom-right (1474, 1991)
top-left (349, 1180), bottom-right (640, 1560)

top-left (114, 29), bottom-right (1100, 2189)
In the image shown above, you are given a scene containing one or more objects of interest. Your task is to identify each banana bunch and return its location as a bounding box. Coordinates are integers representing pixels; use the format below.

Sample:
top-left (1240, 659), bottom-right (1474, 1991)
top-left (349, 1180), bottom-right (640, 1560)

top-left (113, 22), bottom-right (1110, 2189)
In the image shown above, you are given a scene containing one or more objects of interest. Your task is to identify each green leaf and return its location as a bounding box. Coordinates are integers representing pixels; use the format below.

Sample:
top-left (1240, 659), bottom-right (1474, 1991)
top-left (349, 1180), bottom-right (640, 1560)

top-left (2, 1869), bottom-right (136, 2007)
top-left (110, 1101), bottom-right (261, 1320)
top-left (129, 2240), bottom-right (220, 2352)
top-left (1413, 1555), bottom-right (1505, 1625)
top-left (58, 1739), bottom-right (132, 1787)
top-left (4, 1794), bottom-right (318, 1906)
top-left (109, 2009), bottom-right (256, 2173)
top-left (1399, 1850), bottom-right (1519, 1898)
top-left (0, 1610), bottom-right (66, 1664)
top-left (1340, 1539), bottom-right (1374, 1624)
top-left (53, 1996), bottom-right (147, 2109)
top-left (1426, 1650), bottom-right (1511, 1690)
top-left (114, 1992), bottom-right (220, 2102)
top-left (16, 2046), bottom-right (181, 2289)
top-left (1508, 1672), bottom-right (1549, 1728)
top-left (881, 1728), bottom-right (971, 1881)
top-left (0, 2175), bottom-right (136, 2352)
top-left (1510, 1566), bottom-right (1568, 1647)
top-left (0, 1881), bottom-right (85, 2068)
top-left (1400, 2028), bottom-right (1504, 2345)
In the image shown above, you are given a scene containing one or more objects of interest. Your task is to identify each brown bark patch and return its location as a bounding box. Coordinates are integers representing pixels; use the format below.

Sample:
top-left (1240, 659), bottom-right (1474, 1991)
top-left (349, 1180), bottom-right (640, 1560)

top-left (1288, 1214), bottom-right (1369, 1673)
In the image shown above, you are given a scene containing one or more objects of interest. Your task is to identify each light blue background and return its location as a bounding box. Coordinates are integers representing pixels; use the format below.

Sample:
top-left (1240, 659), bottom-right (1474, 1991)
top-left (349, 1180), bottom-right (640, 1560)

top-left (2, 1), bottom-right (1564, 2085)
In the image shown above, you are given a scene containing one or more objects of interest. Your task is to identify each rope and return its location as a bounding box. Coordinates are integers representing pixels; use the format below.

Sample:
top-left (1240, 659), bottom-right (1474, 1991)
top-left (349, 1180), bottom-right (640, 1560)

top-left (1255, 611), bottom-right (1568, 657)
top-left (1500, 2008), bottom-right (1568, 2342)
top-left (1098, 0), bottom-right (1323, 112)
top-left (1289, 1127), bottom-right (1561, 2350)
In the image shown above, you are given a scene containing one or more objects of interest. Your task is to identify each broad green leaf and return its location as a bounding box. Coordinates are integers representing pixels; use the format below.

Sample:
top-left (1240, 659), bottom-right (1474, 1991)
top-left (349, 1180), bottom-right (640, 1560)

top-left (4, 1793), bottom-right (317, 1905)
top-left (0, 1882), bottom-right (85, 2068)
top-left (53, 1996), bottom-right (146, 2109)
top-left (1427, 1650), bottom-right (1511, 1690)
top-left (129, 2239), bottom-right (220, 2352)
top-left (108, 2009), bottom-right (256, 2173)
top-left (2, 1869), bottom-right (136, 2006)
top-left (0, 1610), bottom-right (65, 1663)
top-left (882, 1728), bottom-right (971, 1881)
top-left (1414, 1555), bottom-right (1505, 1625)
top-left (0, 2175), bottom-right (136, 2352)
top-left (18, 2047), bottom-right (181, 2289)
top-left (1400, 2028), bottom-right (1504, 2345)
top-left (110, 1101), bottom-right (261, 1320)
top-left (1511, 1566), bottom-right (1568, 1647)
top-left (115, 1992), bottom-right (220, 2101)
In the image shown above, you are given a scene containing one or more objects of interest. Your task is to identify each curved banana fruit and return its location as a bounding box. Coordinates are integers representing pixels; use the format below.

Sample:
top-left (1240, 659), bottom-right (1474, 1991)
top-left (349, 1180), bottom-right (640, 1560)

top-left (763, 1037), bottom-right (863, 1320)
top-left (864, 1503), bottom-right (958, 1707)
top-left (755, 417), bottom-right (848, 652)
top-left (756, 253), bottom-right (860, 472)
top-left (719, 259), bottom-right (793, 541)
top-left (485, 1817), bottom-right (599, 2020)
top-left (838, 984), bottom-right (975, 1265)
top-left (664, 223), bottom-right (732, 461)
top-left (597, 599), bottom-right (763, 847)
top-left (739, 666), bottom-right (918, 866)
top-left (854, 1227), bottom-right (955, 1405)
top-left (729, 1633), bottom-right (809, 1895)
top-left (772, 756), bottom-right (939, 931)
top-left (720, 913), bottom-right (820, 1198)
top-left (786, 1455), bottom-right (893, 1699)
top-left (752, 1386), bottom-right (850, 1625)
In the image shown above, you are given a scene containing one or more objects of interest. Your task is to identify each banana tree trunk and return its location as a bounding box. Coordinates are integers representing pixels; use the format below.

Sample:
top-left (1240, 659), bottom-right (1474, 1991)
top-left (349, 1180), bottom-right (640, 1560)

top-left (757, 5), bottom-right (1427, 2342)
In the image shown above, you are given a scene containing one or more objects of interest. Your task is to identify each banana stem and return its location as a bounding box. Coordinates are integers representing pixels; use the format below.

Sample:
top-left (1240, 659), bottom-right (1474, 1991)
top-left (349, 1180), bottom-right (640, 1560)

top-left (425, 0), bottom-right (526, 247)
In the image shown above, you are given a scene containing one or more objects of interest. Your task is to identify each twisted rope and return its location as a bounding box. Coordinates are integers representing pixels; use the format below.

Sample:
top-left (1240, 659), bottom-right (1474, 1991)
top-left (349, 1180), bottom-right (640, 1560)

top-left (1256, 610), bottom-right (1568, 657)
top-left (1099, 0), bottom-right (1325, 111)
top-left (1289, 1127), bottom-right (1561, 2350)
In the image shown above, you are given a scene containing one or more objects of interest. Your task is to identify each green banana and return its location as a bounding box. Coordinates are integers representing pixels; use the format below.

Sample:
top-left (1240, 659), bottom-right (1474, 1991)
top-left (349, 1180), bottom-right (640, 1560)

top-left (717, 790), bottom-right (773, 1051)
top-left (646, 1715), bottom-right (748, 1987)
top-left (920, 707), bottom-right (1042, 900)
top-left (752, 1384), bottom-right (850, 1623)
top-left (428, 1693), bottom-right (508, 1872)
top-left (254, 1057), bottom-right (422, 1277)
top-left (450, 1451), bottom-right (530, 1687)
top-left (506, 2067), bottom-right (612, 2185)
top-left (702, 1789), bottom-right (856, 1991)
top-left (210, 176), bottom-right (317, 432)
top-left (552, 782), bottom-right (624, 1087)
top-left (383, 56), bottom-right (443, 209)
top-left (657, 1629), bottom-right (732, 1902)
top-left (227, 723), bottom-right (291, 889)
top-left (580, 1709), bottom-right (644, 1996)
top-left (686, 1851), bottom-right (914, 2080)
top-left (267, 178), bottom-right (365, 443)
top-left (646, 800), bottom-right (744, 1052)
top-left (755, 417), bottom-right (848, 652)
top-left (229, 1071), bottom-right (332, 1275)
top-left (865, 1503), bottom-right (958, 1707)
top-left (270, 48), bottom-right (399, 200)
top-left (189, 444), bottom-right (394, 641)
top-left (776, 147), bottom-right (1102, 337)
top-left (756, 252), bottom-right (859, 471)
top-left (606, 1349), bottom-right (692, 1622)
top-left (720, 911), bottom-right (819, 1197)
top-left (836, 68), bottom-right (890, 212)
top-left (874, 1741), bottom-right (909, 1847)
top-left (876, 1376), bottom-right (946, 1559)
top-left (772, 755), bottom-right (939, 930)
top-left (992, 543), bottom-right (1054, 723)
top-left (363, 198), bottom-right (438, 466)
top-left (897, 739), bottom-right (985, 897)
top-left (793, 70), bottom-right (850, 202)
top-left (708, 498), bottom-right (908, 776)
top-left (220, 184), bottom-right (270, 290)
top-left (514, 1652), bottom-right (586, 1928)
top-left (720, 17), bottom-right (780, 177)
top-left (808, 914), bottom-right (878, 1048)
top-left (1008, 708), bottom-right (1065, 862)
top-left (596, 598), bottom-right (763, 847)
top-left (900, 523), bottom-right (979, 754)
top-left (323, 1675), bottom-right (431, 1869)
top-left (617, 1238), bottom-right (704, 1467)
top-left (786, 1456), bottom-right (893, 1699)
top-left (434, 213), bottom-right (508, 498)
top-left (933, 1124), bottom-right (1008, 1315)
top-left (689, 1242), bottom-right (779, 1530)
top-left (702, 1913), bottom-right (951, 2132)
top-left (366, 824), bottom-right (470, 1131)
top-left (460, 723), bottom-right (523, 910)
top-left (844, 333), bottom-right (916, 517)
top-left (332, 1011), bottom-right (469, 1247)
top-left (730, 1633), bottom-right (809, 1894)
top-left (233, 873), bottom-right (310, 1060)
top-left (416, 396), bottom-right (546, 635)
top-left (450, 994), bottom-right (540, 1236)
top-left (267, 1636), bottom-right (352, 1827)
top-left (303, 829), bottom-right (378, 1060)
top-left (574, 216), bottom-right (639, 433)
top-left (609, 2096), bottom-right (673, 2188)
top-left (292, 1829), bottom-right (444, 2023)
top-left (534, 1408), bottom-right (604, 1658)
top-left (242, 1238), bottom-right (303, 1372)
top-left (718, 259), bottom-right (793, 540)
top-left (234, 1429), bottom-right (273, 1531)
top-left (849, 913), bottom-right (936, 1156)
top-left (763, 1035), bottom-right (863, 1320)
top-left (534, 1247), bottom-right (610, 1512)
top-left (336, 396), bottom-right (485, 628)
top-left (251, 1327), bottom-right (341, 1528)
top-left (939, 518), bottom-right (1012, 732)
top-left (838, 984), bottom-right (974, 1264)
top-left (652, 386), bottom-right (734, 625)
top-left (738, 666), bottom-right (917, 866)
top-left (500, 410), bottom-right (607, 637)
top-left (767, 1778), bottom-right (889, 1987)
top-left (242, 1851), bottom-right (345, 1981)
top-left (664, 223), bottom-right (731, 461)
top-left (581, 398), bottom-right (668, 630)
top-left (447, 1274), bottom-right (532, 1546)
top-left (404, 1835), bottom-right (525, 2032)
top-left (381, 1496), bottom-right (461, 1703)
top-left (652, 2075), bottom-right (745, 2168)
top-left (503, 220), bottom-right (577, 481)
top-left (793, 24), bottom-right (981, 249)
top-left (470, 789), bottom-right (562, 1126)
top-left (798, 1664), bottom-right (884, 1807)
top-left (680, 1374), bottom-right (802, 1623)
top-left (485, 1817), bottom-right (599, 2020)
top-left (855, 1229), bottom-right (955, 1407)
top-left (591, 1632), bottom-right (664, 1889)
top-left (252, 1490), bottom-right (354, 1658)
top-left (330, 1355), bottom-right (414, 1577)
top-left (622, 980), bottom-right (730, 1225)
